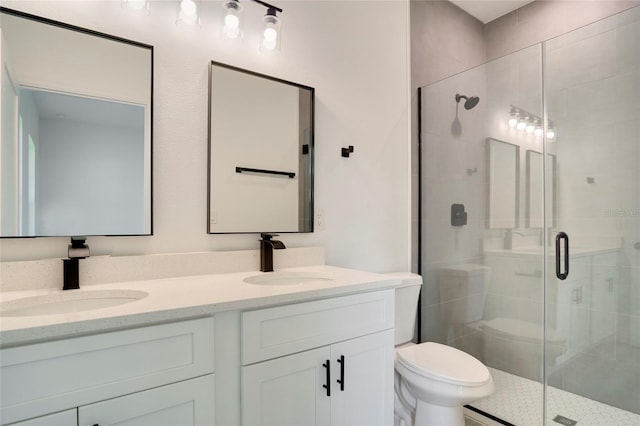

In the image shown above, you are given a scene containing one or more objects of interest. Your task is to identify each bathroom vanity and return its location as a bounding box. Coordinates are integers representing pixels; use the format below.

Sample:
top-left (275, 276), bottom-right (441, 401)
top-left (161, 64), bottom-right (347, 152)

top-left (0, 266), bottom-right (398, 426)
top-left (483, 246), bottom-right (621, 362)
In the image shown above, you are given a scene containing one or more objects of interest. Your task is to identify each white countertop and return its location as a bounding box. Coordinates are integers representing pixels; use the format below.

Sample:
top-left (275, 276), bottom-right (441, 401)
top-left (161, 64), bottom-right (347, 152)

top-left (0, 265), bottom-right (400, 348)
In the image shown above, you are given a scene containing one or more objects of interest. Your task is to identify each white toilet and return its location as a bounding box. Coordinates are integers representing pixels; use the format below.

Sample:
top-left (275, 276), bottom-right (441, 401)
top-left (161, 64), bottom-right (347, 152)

top-left (438, 264), bottom-right (567, 381)
top-left (390, 272), bottom-right (495, 426)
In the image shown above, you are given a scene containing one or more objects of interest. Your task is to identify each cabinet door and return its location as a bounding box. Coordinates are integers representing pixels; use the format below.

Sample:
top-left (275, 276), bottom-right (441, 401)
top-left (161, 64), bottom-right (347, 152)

top-left (330, 330), bottom-right (394, 426)
top-left (241, 347), bottom-right (331, 426)
top-left (6, 409), bottom-right (76, 426)
top-left (78, 374), bottom-right (215, 426)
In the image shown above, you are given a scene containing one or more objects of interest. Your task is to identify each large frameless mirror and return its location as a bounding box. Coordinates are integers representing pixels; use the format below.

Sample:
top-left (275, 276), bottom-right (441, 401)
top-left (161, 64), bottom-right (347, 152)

top-left (487, 138), bottom-right (519, 229)
top-left (208, 61), bottom-right (314, 234)
top-left (0, 8), bottom-right (153, 237)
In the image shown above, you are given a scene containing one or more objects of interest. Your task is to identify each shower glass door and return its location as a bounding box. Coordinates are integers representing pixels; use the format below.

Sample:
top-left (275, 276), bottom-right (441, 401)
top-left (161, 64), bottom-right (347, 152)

top-left (419, 43), bottom-right (546, 425)
top-left (542, 6), bottom-right (640, 421)
top-left (419, 6), bottom-right (640, 425)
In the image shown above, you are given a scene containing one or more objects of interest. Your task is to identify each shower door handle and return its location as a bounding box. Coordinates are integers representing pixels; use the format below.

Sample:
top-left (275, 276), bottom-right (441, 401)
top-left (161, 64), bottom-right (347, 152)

top-left (556, 232), bottom-right (569, 280)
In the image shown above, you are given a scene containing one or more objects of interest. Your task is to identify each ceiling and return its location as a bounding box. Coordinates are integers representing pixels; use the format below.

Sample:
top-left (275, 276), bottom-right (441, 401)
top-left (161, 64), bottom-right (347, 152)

top-left (449, 0), bottom-right (535, 24)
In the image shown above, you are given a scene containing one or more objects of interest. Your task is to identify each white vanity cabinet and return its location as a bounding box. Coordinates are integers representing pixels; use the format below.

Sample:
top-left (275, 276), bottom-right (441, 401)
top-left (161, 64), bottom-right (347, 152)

top-left (554, 251), bottom-right (620, 361)
top-left (6, 410), bottom-right (77, 426)
top-left (0, 317), bottom-right (215, 426)
top-left (240, 290), bottom-right (395, 426)
top-left (588, 252), bottom-right (619, 345)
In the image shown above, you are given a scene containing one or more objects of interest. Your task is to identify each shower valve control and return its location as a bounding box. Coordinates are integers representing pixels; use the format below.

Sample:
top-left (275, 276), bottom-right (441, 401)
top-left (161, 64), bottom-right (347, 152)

top-left (451, 204), bottom-right (467, 227)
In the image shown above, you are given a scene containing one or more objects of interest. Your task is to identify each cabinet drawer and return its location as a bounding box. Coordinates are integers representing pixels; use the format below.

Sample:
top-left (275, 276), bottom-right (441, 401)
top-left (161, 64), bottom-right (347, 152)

top-left (79, 374), bottom-right (215, 426)
top-left (241, 290), bottom-right (394, 365)
top-left (0, 317), bottom-right (214, 425)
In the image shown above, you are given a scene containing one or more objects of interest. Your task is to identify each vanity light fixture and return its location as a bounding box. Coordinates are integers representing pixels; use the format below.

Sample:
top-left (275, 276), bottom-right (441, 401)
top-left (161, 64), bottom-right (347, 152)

top-left (121, 0), bottom-right (149, 14)
top-left (221, 0), bottom-right (283, 51)
top-left (222, 0), bottom-right (244, 39)
top-left (525, 120), bottom-right (535, 134)
top-left (260, 5), bottom-right (282, 52)
top-left (546, 121), bottom-right (556, 140)
top-left (508, 105), bottom-right (554, 140)
top-left (177, 0), bottom-right (201, 26)
top-left (508, 107), bottom-right (519, 128)
top-left (534, 119), bottom-right (543, 136)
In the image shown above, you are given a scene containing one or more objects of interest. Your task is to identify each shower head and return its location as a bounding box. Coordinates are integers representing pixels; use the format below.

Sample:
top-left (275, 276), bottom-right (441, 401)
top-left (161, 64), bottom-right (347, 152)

top-left (455, 93), bottom-right (480, 110)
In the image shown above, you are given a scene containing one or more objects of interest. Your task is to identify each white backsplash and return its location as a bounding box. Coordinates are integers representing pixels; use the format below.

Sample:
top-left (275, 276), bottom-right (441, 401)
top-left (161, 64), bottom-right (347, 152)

top-left (0, 246), bottom-right (325, 292)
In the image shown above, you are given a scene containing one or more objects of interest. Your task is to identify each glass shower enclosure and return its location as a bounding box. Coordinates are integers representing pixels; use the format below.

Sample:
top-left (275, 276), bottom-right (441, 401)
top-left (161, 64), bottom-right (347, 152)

top-left (419, 6), bottom-right (640, 425)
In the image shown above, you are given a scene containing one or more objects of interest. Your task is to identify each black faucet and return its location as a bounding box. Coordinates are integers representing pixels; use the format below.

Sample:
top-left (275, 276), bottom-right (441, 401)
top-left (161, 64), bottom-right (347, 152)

top-left (259, 233), bottom-right (286, 272)
top-left (62, 237), bottom-right (90, 290)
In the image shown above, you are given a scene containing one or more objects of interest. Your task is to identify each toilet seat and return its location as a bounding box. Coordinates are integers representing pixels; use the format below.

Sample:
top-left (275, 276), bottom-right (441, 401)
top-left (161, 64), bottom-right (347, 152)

top-left (396, 342), bottom-right (492, 387)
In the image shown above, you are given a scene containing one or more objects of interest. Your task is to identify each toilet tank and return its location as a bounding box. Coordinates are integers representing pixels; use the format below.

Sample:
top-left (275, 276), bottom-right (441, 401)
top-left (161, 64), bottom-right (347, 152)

top-left (385, 272), bottom-right (423, 346)
top-left (438, 264), bottom-right (490, 324)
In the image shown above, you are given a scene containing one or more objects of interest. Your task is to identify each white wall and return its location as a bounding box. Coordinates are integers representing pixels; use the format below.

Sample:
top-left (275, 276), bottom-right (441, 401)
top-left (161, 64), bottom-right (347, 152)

top-left (37, 117), bottom-right (145, 236)
top-left (0, 1), bottom-right (411, 274)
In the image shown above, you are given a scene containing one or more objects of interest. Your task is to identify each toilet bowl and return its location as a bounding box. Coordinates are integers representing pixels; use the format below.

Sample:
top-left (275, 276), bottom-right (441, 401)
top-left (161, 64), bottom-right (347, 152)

top-left (395, 342), bottom-right (495, 426)
top-left (438, 264), bottom-right (568, 382)
top-left (482, 317), bottom-right (567, 381)
top-left (388, 273), bottom-right (495, 426)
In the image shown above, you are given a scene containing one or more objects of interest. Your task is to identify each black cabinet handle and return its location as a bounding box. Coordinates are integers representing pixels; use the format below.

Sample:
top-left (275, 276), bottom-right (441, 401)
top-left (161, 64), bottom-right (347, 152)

top-left (337, 355), bottom-right (345, 391)
top-left (322, 360), bottom-right (331, 397)
top-left (556, 232), bottom-right (569, 280)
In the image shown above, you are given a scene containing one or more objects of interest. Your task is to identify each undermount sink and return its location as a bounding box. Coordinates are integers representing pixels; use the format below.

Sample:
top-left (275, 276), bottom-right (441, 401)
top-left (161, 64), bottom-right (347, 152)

top-left (243, 271), bottom-right (334, 286)
top-left (0, 289), bottom-right (148, 317)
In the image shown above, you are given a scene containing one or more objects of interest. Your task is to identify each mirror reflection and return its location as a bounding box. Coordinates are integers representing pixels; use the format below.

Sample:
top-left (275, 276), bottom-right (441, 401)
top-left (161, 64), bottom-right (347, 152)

top-left (487, 138), bottom-right (519, 229)
top-left (208, 61), bottom-right (314, 234)
top-left (526, 150), bottom-right (556, 228)
top-left (0, 8), bottom-right (153, 237)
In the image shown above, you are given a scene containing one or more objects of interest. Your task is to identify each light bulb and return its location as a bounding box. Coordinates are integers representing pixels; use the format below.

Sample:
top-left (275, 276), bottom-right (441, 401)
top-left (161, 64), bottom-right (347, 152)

top-left (508, 117), bottom-right (518, 127)
top-left (260, 9), bottom-right (281, 53)
top-left (547, 129), bottom-right (555, 139)
top-left (181, 0), bottom-right (197, 15)
top-left (264, 26), bottom-right (278, 41)
top-left (129, 0), bottom-right (146, 10)
top-left (262, 38), bottom-right (277, 50)
top-left (517, 119), bottom-right (527, 130)
top-left (178, 0), bottom-right (199, 24)
top-left (534, 127), bottom-right (543, 136)
top-left (222, 0), bottom-right (243, 39)
top-left (526, 122), bottom-right (535, 133)
top-left (225, 14), bottom-right (239, 29)
top-left (122, 0), bottom-right (148, 11)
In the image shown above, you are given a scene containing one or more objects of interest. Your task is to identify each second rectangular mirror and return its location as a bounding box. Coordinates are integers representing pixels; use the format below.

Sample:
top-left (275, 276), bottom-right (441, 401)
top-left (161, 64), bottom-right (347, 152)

top-left (487, 138), bottom-right (519, 229)
top-left (207, 61), bottom-right (314, 234)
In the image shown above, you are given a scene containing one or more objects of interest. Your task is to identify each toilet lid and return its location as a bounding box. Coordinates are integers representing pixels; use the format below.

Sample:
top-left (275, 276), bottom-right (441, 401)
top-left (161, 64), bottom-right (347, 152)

top-left (396, 342), bottom-right (491, 386)
top-left (482, 318), bottom-right (565, 344)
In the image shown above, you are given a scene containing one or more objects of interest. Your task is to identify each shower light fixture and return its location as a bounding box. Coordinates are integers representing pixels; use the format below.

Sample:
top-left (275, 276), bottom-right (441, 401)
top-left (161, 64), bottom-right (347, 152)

top-left (177, 0), bottom-right (200, 26)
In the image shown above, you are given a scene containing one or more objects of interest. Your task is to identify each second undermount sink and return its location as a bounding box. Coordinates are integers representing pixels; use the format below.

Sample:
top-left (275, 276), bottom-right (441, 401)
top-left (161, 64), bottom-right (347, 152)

top-left (0, 289), bottom-right (148, 317)
top-left (243, 271), bottom-right (334, 286)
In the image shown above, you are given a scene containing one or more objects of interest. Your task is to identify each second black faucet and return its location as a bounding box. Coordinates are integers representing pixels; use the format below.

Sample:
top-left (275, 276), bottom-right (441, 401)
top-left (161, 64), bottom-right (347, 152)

top-left (259, 233), bottom-right (286, 272)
